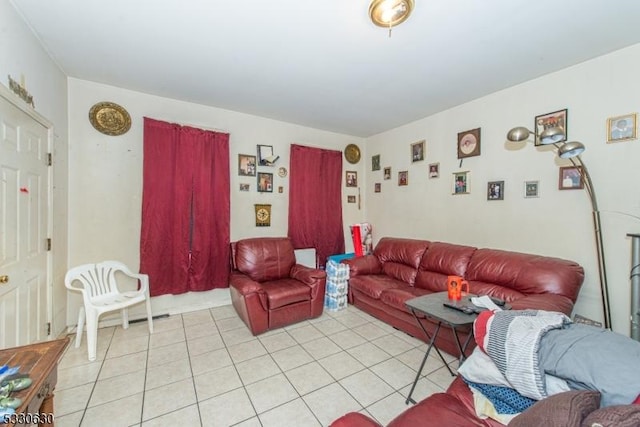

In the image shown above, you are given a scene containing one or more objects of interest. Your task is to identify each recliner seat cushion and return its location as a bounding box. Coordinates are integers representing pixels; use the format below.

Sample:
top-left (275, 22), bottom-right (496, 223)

top-left (262, 279), bottom-right (311, 309)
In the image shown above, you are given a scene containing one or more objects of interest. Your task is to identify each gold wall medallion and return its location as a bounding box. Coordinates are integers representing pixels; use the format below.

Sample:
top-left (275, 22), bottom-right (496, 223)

top-left (344, 144), bottom-right (361, 164)
top-left (254, 204), bottom-right (272, 227)
top-left (89, 101), bottom-right (132, 136)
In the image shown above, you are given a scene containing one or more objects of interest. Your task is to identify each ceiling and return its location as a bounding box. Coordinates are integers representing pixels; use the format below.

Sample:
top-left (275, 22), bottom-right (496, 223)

top-left (11, 0), bottom-right (640, 137)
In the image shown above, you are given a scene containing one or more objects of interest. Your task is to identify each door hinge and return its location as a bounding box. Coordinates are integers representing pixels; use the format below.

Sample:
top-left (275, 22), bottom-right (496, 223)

top-left (46, 322), bottom-right (51, 336)
top-left (47, 153), bottom-right (52, 166)
top-left (46, 238), bottom-right (51, 251)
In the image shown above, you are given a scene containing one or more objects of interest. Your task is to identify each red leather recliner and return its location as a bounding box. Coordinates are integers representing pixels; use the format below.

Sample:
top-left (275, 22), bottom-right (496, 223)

top-left (229, 237), bottom-right (327, 335)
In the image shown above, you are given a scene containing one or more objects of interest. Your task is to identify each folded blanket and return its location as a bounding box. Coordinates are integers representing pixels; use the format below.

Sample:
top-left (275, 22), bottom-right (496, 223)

top-left (474, 309), bottom-right (571, 400)
top-left (463, 378), bottom-right (537, 414)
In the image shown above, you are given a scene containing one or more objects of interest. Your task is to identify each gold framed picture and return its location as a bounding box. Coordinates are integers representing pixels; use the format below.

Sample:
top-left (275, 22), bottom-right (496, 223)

top-left (457, 128), bottom-right (481, 158)
top-left (411, 140), bottom-right (425, 162)
top-left (607, 113), bottom-right (637, 143)
top-left (398, 171), bottom-right (408, 186)
top-left (346, 171), bottom-right (358, 187)
top-left (452, 171), bottom-right (470, 195)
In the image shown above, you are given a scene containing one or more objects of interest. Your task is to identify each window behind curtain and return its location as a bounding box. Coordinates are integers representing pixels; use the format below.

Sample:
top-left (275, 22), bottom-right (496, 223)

top-left (288, 144), bottom-right (344, 266)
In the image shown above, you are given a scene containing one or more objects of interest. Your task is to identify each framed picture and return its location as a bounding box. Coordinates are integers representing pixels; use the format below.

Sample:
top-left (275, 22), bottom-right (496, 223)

top-left (457, 128), bottom-right (481, 158)
top-left (411, 140), bottom-right (425, 162)
top-left (374, 183), bottom-right (381, 193)
top-left (278, 186), bottom-right (283, 193)
top-left (347, 195), bottom-right (356, 203)
top-left (372, 154), bottom-right (381, 171)
top-left (398, 171), bottom-right (408, 186)
top-left (257, 144), bottom-right (279, 166)
top-left (383, 167), bottom-right (391, 180)
top-left (524, 180), bottom-right (539, 198)
top-left (535, 109), bottom-right (567, 146)
top-left (559, 166), bottom-right (584, 190)
top-left (452, 171), bottom-right (470, 195)
top-left (257, 172), bottom-right (273, 192)
top-left (487, 181), bottom-right (504, 201)
top-left (428, 162), bottom-right (439, 179)
top-left (238, 154), bottom-right (256, 176)
top-left (346, 171), bottom-right (358, 187)
top-left (607, 113), bottom-right (637, 142)
top-left (239, 183), bottom-right (250, 192)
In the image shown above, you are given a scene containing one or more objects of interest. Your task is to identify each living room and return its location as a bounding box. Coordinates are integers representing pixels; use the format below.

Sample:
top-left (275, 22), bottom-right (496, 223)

top-left (2, 0), bottom-right (640, 425)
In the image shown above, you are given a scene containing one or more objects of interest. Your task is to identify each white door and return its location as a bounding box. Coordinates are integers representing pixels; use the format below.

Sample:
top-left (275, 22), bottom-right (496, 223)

top-left (0, 93), bottom-right (50, 349)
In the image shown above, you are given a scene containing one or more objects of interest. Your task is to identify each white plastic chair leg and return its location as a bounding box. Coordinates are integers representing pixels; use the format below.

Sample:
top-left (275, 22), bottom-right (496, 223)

top-left (85, 311), bottom-right (98, 362)
top-left (145, 297), bottom-right (154, 334)
top-left (75, 306), bottom-right (86, 348)
top-left (122, 308), bottom-right (129, 329)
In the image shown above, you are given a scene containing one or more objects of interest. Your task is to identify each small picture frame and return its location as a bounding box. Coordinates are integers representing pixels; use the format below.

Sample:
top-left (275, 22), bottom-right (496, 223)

top-left (607, 113), bottom-right (637, 143)
top-left (346, 171), bottom-right (358, 187)
top-left (257, 172), bottom-right (273, 192)
top-left (239, 183), bottom-right (250, 192)
top-left (428, 162), bottom-right (439, 179)
top-left (487, 181), bottom-right (504, 201)
top-left (535, 109), bottom-right (567, 146)
top-left (452, 171), bottom-right (470, 195)
top-left (398, 171), bottom-right (408, 186)
top-left (257, 144), bottom-right (279, 166)
top-left (411, 140), bottom-right (425, 162)
top-left (238, 154), bottom-right (257, 176)
top-left (347, 195), bottom-right (356, 203)
top-left (559, 166), bottom-right (584, 190)
top-left (372, 154), bottom-right (381, 171)
top-left (524, 180), bottom-right (539, 198)
top-left (374, 183), bottom-right (381, 193)
top-left (383, 167), bottom-right (391, 180)
top-left (457, 128), bottom-right (481, 158)
top-left (278, 186), bottom-right (283, 193)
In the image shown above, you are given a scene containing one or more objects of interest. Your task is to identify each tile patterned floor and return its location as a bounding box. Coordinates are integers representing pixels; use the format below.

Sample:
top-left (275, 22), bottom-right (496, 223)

top-left (54, 305), bottom-right (458, 426)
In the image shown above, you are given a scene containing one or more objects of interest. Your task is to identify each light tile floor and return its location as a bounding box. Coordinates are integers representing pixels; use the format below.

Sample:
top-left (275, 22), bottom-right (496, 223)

top-left (54, 305), bottom-right (458, 427)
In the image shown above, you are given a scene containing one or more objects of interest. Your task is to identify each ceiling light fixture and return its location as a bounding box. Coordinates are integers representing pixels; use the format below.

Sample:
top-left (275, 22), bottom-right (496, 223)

top-left (369, 0), bottom-right (415, 37)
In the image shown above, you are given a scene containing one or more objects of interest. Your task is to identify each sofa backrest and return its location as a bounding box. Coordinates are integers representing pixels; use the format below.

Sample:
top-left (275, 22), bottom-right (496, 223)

top-left (464, 248), bottom-right (585, 302)
top-left (415, 242), bottom-right (477, 292)
top-left (234, 237), bottom-right (296, 282)
top-left (374, 237), bottom-right (430, 285)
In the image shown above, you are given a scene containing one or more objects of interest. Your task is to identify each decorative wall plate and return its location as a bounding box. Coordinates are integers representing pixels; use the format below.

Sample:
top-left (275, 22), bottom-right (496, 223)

top-left (278, 167), bottom-right (288, 178)
top-left (89, 101), bottom-right (131, 136)
top-left (344, 144), bottom-right (361, 164)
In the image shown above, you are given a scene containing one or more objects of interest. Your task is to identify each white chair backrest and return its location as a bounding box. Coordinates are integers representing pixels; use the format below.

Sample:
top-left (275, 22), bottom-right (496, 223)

top-left (65, 261), bottom-right (132, 301)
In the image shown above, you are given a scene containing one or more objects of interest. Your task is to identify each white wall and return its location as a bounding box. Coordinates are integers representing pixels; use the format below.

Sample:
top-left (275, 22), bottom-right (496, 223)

top-left (67, 79), bottom-right (365, 323)
top-left (0, 0), bottom-right (69, 337)
top-left (364, 43), bottom-right (640, 335)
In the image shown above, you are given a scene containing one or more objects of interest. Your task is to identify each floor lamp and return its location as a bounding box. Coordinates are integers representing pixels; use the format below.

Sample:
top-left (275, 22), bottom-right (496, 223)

top-left (506, 126), bottom-right (611, 329)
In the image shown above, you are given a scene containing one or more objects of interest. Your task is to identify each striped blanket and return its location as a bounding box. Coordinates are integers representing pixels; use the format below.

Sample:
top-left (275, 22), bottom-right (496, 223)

top-left (474, 309), bottom-right (571, 400)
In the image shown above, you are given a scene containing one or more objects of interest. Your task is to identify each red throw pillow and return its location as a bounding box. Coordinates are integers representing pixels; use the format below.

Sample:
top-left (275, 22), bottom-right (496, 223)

top-left (473, 310), bottom-right (494, 352)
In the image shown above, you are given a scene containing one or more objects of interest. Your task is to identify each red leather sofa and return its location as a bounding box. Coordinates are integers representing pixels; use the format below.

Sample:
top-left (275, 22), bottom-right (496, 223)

top-left (343, 237), bottom-right (585, 358)
top-left (229, 237), bottom-right (326, 335)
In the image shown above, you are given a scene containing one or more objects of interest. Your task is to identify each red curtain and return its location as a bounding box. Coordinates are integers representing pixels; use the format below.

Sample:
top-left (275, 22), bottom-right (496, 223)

top-left (288, 144), bottom-right (344, 266)
top-left (140, 118), bottom-right (230, 296)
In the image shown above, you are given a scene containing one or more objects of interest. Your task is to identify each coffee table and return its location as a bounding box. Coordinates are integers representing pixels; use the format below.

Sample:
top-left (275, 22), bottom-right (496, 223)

top-left (404, 292), bottom-right (477, 404)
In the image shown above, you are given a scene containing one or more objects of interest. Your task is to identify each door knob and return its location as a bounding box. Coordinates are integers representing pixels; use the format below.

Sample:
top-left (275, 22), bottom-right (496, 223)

top-left (0, 275), bottom-right (8, 284)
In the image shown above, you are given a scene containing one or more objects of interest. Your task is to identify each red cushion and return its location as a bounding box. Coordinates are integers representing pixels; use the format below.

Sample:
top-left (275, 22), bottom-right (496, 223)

top-left (349, 275), bottom-right (405, 299)
top-left (262, 279), bottom-right (311, 309)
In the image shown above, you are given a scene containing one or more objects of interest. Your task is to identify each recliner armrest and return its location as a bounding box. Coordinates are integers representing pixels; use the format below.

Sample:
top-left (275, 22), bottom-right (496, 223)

top-left (290, 264), bottom-right (326, 286)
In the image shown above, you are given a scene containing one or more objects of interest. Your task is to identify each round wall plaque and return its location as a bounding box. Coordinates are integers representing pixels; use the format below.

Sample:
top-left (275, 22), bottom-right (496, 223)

top-left (89, 101), bottom-right (131, 136)
top-left (344, 144), bottom-right (361, 164)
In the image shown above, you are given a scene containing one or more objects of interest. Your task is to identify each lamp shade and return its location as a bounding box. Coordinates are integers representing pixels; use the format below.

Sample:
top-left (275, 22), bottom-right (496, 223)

top-left (539, 127), bottom-right (565, 145)
top-left (506, 127), bottom-right (532, 142)
top-left (558, 141), bottom-right (586, 158)
top-left (369, 0), bottom-right (414, 27)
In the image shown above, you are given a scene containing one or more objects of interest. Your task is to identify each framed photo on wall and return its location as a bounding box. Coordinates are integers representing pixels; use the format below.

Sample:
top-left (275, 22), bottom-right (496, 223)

top-left (535, 109), bottom-right (567, 146)
top-left (383, 167), bottom-right (391, 180)
top-left (428, 162), bottom-right (439, 179)
top-left (398, 171), bottom-right (408, 186)
top-left (257, 172), bottom-right (273, 192)
top-left (239, 183), bottom-right (250, 192)
top-left (524, 180), bottom-right (539, 198)
top-left (559, 166), bottom-right (583, 190)
top-left (347, 195), bottom-right (356, 203)
top-left (238, 154), bottom-right (256, 176)
top-left (411, 140), bottom-right (425, 162)
top-left (257, 144), bottom-right (279, 166)
top-left (452, 171), bottom-right (470, 194)
top-left (372, 154), bottom-right (381, 171)
top-left (374, 183), bottom-right (381, 193)
top-left (607, 113), bottom-right (637, 142)
top-left (457, 128), bottom-right (481, 158)
top-left (487, 181), bottom-right (504, 200)
top-left (346, 171), bottom-right (358, 187)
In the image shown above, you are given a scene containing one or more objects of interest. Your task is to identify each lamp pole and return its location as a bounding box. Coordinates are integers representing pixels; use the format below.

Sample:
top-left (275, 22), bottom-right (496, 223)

top-left (561, 151), bottom-right (611, 329)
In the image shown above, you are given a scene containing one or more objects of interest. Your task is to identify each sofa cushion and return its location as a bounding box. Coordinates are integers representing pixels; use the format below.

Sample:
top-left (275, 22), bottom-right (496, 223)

top-left (235, 238), bottom-right (296, 282)
top-left (582, 405), bottom-right (640, 427)
top-left (509, 390), bottom-right (601, 427)
top-left (415, 242), bottom-right (477, 292)
top-left (349, 275), bottom-right (406, 300)
top-left (374, 238), bottom-right (429, 285)
top-left (379, 287), bottom-right (431, 312)
top-left (262, 279), bottom-right (311, 309)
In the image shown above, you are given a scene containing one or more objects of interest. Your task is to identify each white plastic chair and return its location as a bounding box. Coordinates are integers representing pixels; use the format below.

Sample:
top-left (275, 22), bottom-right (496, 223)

top-left (65, 261), bottom-right (153, 361)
